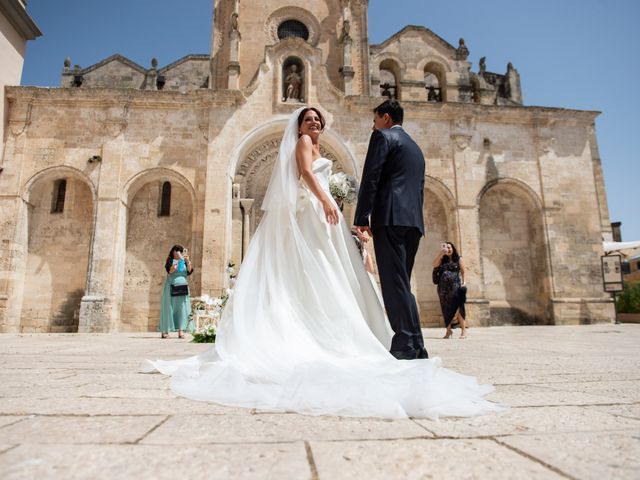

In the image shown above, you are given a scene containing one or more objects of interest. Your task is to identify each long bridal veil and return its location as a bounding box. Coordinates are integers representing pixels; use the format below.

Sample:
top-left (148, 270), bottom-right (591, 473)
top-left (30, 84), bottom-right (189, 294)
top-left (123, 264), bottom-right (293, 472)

top-left (142, 107), bottom-right (505, 419)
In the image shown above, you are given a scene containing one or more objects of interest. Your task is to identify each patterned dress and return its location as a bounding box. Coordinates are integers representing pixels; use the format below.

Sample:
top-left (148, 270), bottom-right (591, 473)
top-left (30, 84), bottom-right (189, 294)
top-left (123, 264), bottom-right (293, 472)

top-left (437, 258), bottom-right (466, 328)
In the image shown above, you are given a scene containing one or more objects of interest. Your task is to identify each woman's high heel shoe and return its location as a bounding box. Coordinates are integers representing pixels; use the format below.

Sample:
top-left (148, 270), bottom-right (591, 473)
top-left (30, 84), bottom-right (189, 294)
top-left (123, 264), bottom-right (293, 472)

top-left (443, 331), bottom-right (452, 339)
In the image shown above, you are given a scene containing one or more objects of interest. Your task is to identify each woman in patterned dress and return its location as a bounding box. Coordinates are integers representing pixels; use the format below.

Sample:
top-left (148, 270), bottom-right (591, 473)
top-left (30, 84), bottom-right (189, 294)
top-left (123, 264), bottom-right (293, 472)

top-left (433, 242), bottom-right (467, 339)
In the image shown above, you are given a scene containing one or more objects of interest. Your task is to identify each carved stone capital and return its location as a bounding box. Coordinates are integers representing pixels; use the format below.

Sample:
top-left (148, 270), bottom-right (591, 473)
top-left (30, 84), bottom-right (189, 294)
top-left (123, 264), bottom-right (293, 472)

top-left (340, 66), bottom-right (355, 78)
top-left (239, 198), bottom-right (255, 213)
top-left (451, 134), bottom-right (472, 152)
top-left (102, 120), bottom-right (127, 138)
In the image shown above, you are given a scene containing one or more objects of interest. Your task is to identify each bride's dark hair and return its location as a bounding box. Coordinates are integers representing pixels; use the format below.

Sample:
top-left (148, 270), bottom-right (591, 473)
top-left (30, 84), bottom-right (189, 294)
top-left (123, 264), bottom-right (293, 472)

top-left (297, 107), bottom-right (326, 137)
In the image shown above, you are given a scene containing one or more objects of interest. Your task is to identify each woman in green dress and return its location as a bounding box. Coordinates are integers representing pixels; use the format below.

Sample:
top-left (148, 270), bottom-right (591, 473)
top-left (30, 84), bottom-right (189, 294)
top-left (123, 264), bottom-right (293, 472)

top-left (159, 244), bottom-right (194, 338)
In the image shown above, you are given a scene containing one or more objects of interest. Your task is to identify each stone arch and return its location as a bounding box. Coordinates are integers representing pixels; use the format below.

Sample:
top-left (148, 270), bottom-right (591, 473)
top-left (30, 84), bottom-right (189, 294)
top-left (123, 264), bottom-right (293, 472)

top-left (120, 168), bottom-right (196, 331)
top-left (416, 56), bottom-right (453, 74)
top-left (414, 176), bottom-right (458, 326)
top-left (478, 178), bottom-right (550, 325)
top-left (423, 61), bottom-right (447, 102)
top-left (378, 58), bottom-right (402, 100)
top-left (19, 167), bottom-right (96, 332)
top-left (227, 119), bottom-right (356, 266)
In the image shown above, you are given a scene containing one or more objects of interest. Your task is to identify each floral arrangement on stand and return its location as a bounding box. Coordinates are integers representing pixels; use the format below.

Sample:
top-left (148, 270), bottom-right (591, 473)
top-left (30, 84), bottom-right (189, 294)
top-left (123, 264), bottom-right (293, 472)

top-left (190, 262), bottom-right (237, 343)
top-left (329, 172), bottom-right (358, 208)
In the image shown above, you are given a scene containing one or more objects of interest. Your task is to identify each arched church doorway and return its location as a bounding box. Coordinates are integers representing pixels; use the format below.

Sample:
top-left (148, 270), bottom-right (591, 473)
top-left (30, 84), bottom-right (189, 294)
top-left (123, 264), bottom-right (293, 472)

top-left (230, 133), bottom-right (355, 267)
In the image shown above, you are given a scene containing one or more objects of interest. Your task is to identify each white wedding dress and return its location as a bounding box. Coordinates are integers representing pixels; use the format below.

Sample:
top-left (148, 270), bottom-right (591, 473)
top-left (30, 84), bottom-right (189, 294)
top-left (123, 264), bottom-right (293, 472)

top-left (142, 109), bottom-right (504, 419)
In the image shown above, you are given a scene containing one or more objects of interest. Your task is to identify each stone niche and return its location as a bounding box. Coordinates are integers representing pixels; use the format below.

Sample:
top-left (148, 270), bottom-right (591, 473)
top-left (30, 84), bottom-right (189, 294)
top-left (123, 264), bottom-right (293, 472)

top-left (21, 176), bottom-right (93, 333)
top-left (120, 179), bottom-right (193, 332)
top-left (479, 182), bottom-right (550, 325)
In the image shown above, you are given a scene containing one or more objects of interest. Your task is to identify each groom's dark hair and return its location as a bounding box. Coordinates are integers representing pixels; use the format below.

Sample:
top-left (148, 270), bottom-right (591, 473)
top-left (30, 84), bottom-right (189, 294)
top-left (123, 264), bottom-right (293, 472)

top-left (374, 99), bottom-right (403, 125)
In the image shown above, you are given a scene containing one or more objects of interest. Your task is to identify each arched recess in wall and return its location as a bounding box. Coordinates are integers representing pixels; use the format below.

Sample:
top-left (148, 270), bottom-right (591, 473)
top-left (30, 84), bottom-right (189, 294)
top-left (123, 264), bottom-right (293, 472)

top-left (413, 176), bottom-right (458, 327)
top-left (228, 120), bottom-right (356, 267)
top-left (20, 167), bottom-right (96, 333)
top-left (120, 168), bottom-right (196, 332)
top-left (379, 58), bottom-right (401, 100)
top-left (423, 61), bottom-right (447, 102)
top-left (478, 179), bottom-right (551, 325)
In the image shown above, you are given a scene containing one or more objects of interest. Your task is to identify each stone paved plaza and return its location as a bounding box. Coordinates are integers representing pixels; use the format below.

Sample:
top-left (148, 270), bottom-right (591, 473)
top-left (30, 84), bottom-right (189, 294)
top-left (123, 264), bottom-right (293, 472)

top-left (0, 324), bottom-right (638, 479)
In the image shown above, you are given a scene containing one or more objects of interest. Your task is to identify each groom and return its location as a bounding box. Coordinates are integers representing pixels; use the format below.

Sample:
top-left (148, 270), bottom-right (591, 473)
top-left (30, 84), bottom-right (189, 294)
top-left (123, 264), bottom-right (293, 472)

top-left (354, 99), bottom-right (428, 360)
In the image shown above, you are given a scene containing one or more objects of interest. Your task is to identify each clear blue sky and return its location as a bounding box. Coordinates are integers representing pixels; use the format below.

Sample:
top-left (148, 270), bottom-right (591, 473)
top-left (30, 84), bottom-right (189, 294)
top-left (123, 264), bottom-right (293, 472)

top-left (20, 0), bottom-right (640, 240)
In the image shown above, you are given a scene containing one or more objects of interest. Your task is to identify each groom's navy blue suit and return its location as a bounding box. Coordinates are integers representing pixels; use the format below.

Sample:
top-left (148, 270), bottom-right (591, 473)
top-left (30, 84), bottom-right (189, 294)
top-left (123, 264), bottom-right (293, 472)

top-left (354, 125), bottom-right (427, 358)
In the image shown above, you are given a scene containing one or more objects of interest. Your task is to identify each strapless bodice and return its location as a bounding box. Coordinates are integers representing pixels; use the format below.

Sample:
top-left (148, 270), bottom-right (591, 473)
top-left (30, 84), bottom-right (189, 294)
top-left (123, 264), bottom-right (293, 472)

top-left (296, 157), bottom-right (332, 212)
top-left (311, 157), bottom-right (332, 189)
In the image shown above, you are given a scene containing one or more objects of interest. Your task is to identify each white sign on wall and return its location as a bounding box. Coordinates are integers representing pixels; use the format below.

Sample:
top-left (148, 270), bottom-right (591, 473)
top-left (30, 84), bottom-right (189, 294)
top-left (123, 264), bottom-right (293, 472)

top-left (601, 254), bottom-right (623, 292)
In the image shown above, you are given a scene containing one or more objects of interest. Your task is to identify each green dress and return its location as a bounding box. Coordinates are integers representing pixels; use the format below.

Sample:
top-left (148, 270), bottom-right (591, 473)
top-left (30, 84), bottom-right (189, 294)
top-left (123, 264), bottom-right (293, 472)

top-left (159, 258), bottom-right (192, 332)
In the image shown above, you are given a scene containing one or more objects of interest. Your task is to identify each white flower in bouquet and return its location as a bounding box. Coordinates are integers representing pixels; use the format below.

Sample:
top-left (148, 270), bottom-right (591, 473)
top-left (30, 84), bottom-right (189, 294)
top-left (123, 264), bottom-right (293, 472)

top-left (329, 172), bottom-right (358, 205)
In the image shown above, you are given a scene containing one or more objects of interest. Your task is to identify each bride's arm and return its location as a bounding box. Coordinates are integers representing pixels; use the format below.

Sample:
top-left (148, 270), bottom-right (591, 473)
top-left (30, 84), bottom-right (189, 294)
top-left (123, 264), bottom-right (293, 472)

top-left (296, 136), bottom-right (339, 225)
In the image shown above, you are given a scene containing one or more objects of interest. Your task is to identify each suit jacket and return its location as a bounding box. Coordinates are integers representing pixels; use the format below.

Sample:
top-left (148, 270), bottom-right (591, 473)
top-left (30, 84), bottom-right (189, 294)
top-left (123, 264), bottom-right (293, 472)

top-left (354, 126), bottom-right (425, 234)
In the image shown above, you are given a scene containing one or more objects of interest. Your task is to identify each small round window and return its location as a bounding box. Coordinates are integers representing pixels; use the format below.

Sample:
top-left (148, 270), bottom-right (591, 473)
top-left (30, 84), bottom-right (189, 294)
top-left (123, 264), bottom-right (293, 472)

top-left (278, 20), bottom-right (309, 41)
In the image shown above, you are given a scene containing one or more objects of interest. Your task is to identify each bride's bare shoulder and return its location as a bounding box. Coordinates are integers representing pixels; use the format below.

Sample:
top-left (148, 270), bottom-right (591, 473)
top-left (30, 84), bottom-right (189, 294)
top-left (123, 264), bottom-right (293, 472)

top-left (297, 135), bottom-right (313, 147)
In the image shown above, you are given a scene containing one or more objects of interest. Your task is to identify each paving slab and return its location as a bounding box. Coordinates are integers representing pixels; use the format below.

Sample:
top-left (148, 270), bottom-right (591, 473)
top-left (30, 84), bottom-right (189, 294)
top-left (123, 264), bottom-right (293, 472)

top-left (415, 405), bottom-right (640, 438)
top-left (532, 380), bottom-right (640, 402)
top-left (0, 415), bottom-right (166, 444)
top-left (0, 396), bottom-right (249, 416)
top-left (142, 413), bottom-right (431, 445)
top-left (0, 443), bottom-right (311, 480)
top-left (0, 416), bottom-right (28, 429)
top-left (485, 383), bottom-right (625, 407)
top-left (586, 404), bottom-right (640, 421)
top-left (500, 431), bottom-right (640, 480)
top-left (310, 438), bottom-right (564, 479)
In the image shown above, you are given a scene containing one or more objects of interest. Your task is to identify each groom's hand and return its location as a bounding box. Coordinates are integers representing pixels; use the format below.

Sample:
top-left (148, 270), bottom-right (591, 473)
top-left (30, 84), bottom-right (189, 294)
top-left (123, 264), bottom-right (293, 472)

top-left (354, 226), bottom-right (372, 242)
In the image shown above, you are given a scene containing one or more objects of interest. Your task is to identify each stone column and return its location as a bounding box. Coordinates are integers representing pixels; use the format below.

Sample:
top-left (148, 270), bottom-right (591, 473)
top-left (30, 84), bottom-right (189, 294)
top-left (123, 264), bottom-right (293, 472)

top-left (450, 133), bottom-right (490, 325)
top-left (240, 198), bottom-right (254, 260)
top-left (0, 113), bottom-right (31, 332)
top-left (78, 136), bottom-right (127, 332)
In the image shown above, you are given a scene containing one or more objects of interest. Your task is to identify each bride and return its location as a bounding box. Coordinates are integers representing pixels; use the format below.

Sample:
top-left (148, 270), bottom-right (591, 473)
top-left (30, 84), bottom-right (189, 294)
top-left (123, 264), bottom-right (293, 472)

top-left (142, 107), bottom-right (504, 419)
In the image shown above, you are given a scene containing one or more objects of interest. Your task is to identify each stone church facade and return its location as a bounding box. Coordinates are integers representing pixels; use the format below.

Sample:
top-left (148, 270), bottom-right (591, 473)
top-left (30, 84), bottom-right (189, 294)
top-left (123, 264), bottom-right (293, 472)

top-left (0, 0), bottom-right (614, 333)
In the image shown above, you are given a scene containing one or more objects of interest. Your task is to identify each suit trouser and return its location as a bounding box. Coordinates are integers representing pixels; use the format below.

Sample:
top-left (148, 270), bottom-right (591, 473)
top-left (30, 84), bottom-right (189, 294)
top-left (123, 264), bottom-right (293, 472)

top-left (373, 226), bottom-right (425, 353)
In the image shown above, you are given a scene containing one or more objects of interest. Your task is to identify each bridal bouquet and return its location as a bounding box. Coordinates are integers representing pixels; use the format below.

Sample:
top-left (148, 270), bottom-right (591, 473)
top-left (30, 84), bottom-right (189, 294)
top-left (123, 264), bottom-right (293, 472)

top-left (329, 172), bottom-right (358, 205)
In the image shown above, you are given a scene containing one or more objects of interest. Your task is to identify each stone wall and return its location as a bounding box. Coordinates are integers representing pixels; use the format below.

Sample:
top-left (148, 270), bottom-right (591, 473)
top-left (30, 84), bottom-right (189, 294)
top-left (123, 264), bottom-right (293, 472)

top-left (159, 56), bottom-right (210, 91)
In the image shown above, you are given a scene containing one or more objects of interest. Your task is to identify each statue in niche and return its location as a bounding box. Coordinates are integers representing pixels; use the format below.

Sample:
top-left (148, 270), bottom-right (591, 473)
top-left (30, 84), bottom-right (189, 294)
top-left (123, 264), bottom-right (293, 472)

top-left (284, 64), bottom-right (303, 102)
top-left (230, 12), bottom-right (240, 37)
